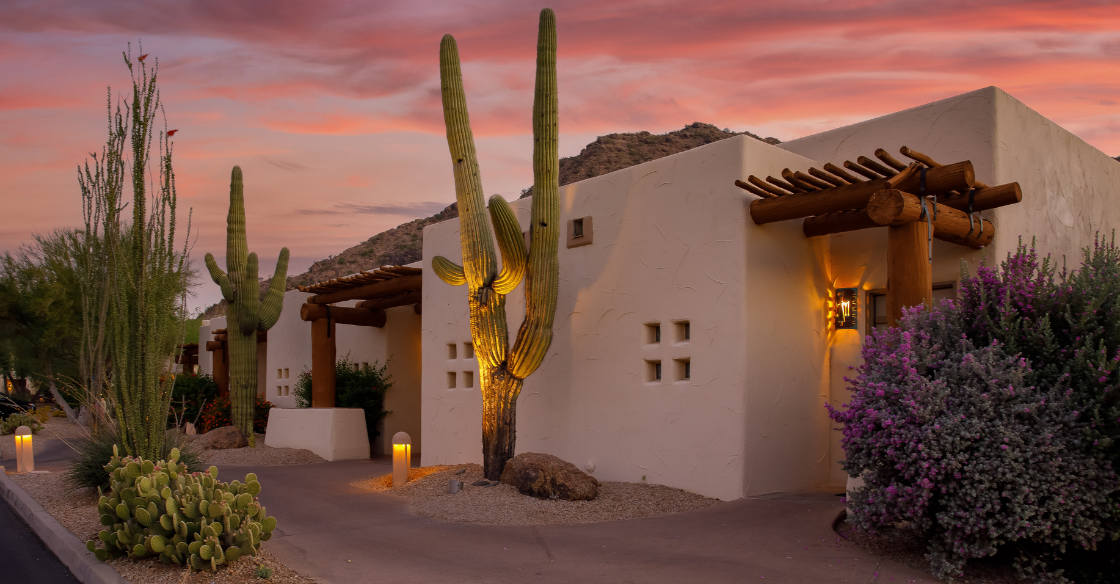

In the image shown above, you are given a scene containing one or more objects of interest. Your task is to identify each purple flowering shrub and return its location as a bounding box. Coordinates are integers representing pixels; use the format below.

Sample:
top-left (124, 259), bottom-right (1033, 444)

top-left (831, 238), bottom-right (1120, 581)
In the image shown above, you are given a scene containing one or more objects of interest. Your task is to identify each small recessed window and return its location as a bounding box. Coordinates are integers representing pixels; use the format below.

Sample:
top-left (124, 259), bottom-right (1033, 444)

top-left (674, 358), bottom-right (691, 381)
top-left (284, 368), bottom-right (289, 379)
top-left (448, 343), bottom-right (457, 360)
top-left (463, 342), bottom-right (474, 359)
top-left (567, 216), bottom-right (594, 248)
top-left (645, 323), bottom-right (661, 344)
top-left (361, 362), bottom-right (370, 372)
top-left (284, 385), bottom-right (290, 396)
top-left (572, 218), bottom-right (584, 238)
top-left (675, 321), bottom-right (690, 342)
top-left (645, 360), bottom-right (662, 383)
top-left (464, 371), bottom-right (474, 388)
top-left (276, 385), bottom-right (282, 396)
top-left (277, 368), bottom-right (282, 379)
top-left (447, 372), bottom-right (457, 389)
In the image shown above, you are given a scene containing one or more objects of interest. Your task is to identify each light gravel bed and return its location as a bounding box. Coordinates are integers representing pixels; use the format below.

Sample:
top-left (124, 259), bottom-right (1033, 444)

top-left (7, 456), bottom-right (316, 583)
top-left (200, 434), bottom-right (326, 467)
top-left (352, 463), bottom-right (722, 525)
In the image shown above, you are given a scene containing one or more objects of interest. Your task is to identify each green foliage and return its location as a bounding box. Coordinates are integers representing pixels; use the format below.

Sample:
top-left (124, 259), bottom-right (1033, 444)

top-left (183, 317), bottom-right (203, 345)
top-left (255, 565), bottom-right (273, 579)
top-left (1, 412), bottom-right (43, 435)
top-left (197, 395), bottom-right (272, 435)
top-left (66, 426), bottom-right (203, 490)
top-left (203, 167), bottom-right (289, 441)
top-left (293, 357), bottom-right (391, 444)
top-left (86, 446), bottom-right (276, 571)
top-left (168, 374), bottom-right (219, 430)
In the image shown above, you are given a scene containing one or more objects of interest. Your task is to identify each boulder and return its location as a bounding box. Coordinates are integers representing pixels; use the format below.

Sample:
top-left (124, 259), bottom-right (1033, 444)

top-left (500, 452), bottom-right (599, 501)
top-left (204, 426), bottom-right (248, 449)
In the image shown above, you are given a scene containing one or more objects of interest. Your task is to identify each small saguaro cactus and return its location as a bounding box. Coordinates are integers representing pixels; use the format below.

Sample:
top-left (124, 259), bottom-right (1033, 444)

top-left (433, 8), bottom-right (560, 480)
top-left (205, 167), bottom-right (289, 442)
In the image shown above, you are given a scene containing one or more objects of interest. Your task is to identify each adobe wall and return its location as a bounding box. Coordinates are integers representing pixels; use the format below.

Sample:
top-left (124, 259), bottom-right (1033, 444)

top-left (421, 136), bottom-right (833, 500)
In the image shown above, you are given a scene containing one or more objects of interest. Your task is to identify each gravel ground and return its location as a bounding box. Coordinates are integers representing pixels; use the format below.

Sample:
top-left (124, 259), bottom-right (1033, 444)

top-left (1, 417), bottom-right (89, 459)
top-left (7, 459), bottom-right (316, 583)
top-left (200, 434), bottom-right (325, 467)
top-left (352, 463), bottom-right (722, 525)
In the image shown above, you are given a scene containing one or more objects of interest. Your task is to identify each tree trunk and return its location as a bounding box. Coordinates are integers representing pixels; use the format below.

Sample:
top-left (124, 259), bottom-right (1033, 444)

top-left (481, 367), bottom-right (523, 480)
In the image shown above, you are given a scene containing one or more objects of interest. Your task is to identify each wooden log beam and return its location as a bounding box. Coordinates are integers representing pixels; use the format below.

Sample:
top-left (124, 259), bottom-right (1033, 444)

top-left (874, 148), bottom-right (908, 171)
top-left (750, 161), bottom-right (975, 225)
top-left (300, 303), bottom-right (387, 328)
top-left (311, 318), bottom-right (336, 408)
top-left (887, 221), bottom-right (933, 327)
top-left (803, 210), bottom-right (879, 237)
top-left (356, 290), bottom-right (422, 311)
top-left (824, 163), bottom-right (862, 184)
top-left (782, 168), bottom-right (820, 191)
top-left (767, 175), bottom-right (803, 194)
top-left (900, 146), bottom-right (990, 189)
top-left (735, 179), bottom-right (775, 198)
top-left (211, 344), bottom-right (229, 397)
top-left (205, 340), bottom-right (223, 352)
top-left (749, 175), bottom-right (788, 197)
top-left (211, 331), bottom-right (268, 343)
top-left (857, 156), bottom-right (897, 177)
top-left (307, 274), bottom-right (422, 305)
top-left (809, 167), bottom-right (847, 187)
top-left (936, 182), bottom-right (1021, 213)
top-left (868, 189), bottom-right (994, 249)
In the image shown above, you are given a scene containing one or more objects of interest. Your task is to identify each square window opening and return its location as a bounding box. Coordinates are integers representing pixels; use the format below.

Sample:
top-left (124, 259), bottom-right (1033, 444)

top-left (645, 323), bottom-right (661, 344)
top-left (361, 362), bottom-right (370, 372)
top-left (645, 360), bottom-right (662, 383)
top-left (276, 368), bottom-right (282, 379)
top-left (463, 342), bottom-right (474, 359)
top-left (276, 385), bottom-right (281, 396)
top-left (572, 218), bottom-right (584, 238)
top-left (447, 343), bottom-right (457, 360)
top-left (284, 368), bottom-right (289, 379)
top-left (284, 385), bottom-right (290, 396)
top-left (447, 372), bottom-right (457, 389)
top-left (674, 321), bottom-right (690, 342)
top-left (674, 358), bottom-right (691, 381)
top-left (464, 371), bottom-right (474, 388)
top-left (566, 216), bottom-right (594, 248)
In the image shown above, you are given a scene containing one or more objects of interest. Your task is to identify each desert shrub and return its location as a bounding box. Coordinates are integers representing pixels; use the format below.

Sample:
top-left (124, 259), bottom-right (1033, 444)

top-left (198, 395), bottom-right (271, 435)
top-left (832, 239), bottom-right (1120, 581)
top-left (293, 357), bottom-right (391, 445)
top-left (1, 412), bottom-right (43, 434)
top-left (86, 447), bottom-right (277, 570)
top-left (66, 426), bottom-right (203, 490)
top-left (167, 373), bottom-right (219, 429)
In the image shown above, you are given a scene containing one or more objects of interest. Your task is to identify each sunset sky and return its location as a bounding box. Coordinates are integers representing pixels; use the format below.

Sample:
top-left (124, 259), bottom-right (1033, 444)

top-left (2, 0), bottom-right (1118, 313)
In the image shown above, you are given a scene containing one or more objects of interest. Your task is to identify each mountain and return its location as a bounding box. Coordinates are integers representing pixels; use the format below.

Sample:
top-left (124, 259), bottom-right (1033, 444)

top-left (200, 123), bottom-right (778, 318)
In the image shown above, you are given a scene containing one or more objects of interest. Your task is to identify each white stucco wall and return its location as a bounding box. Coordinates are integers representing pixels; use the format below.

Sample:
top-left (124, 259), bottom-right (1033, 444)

top-left (421, 136), bottom-right (833, 500)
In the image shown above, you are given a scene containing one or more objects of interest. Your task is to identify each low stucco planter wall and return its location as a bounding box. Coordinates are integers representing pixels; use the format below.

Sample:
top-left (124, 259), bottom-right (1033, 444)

top-left (265, 408), bottom-right (370, 461)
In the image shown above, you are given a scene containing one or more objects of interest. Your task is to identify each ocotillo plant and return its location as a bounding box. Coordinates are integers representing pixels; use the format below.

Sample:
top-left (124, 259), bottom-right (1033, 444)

top-left (204, 168), bottom-right (289, 443)
top-left (433, 8), bottom-right (560, 480)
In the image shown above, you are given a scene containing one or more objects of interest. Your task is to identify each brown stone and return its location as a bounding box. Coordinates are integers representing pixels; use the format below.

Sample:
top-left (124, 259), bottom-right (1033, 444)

top-left (500, 452), bottom-right (599, 501)
top-left (204, 425), bottom-right (248, 450)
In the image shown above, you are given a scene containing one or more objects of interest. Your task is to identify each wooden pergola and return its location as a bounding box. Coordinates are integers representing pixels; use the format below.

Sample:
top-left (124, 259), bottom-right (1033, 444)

top-left (737, 146), bottom-right (1023, 326)
top-left (297, 265), bottom-right (422, 407)
top-left (176, 343), bottom-right (199, 375)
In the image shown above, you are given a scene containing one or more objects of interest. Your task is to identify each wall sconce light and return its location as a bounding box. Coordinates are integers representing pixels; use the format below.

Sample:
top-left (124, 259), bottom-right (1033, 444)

top-left (834, 288), bottom-right (858, 330)
top-left (15, 425), bottom-right (34, 473)
top-left (392, 431), bottom-right (411, 487)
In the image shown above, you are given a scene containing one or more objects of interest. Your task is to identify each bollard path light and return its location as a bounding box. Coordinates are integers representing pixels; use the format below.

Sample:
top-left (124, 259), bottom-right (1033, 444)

top-left (15, 425), bottom-right (34, 473)
top-left (392, 432), bottom-right (411, 487)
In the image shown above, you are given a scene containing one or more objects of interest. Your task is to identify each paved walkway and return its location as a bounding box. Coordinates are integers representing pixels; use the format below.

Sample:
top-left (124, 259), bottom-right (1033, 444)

top-left (219, 460), bottom-right (943, 584)
top-left (0, 487), bottom-right (80, 583)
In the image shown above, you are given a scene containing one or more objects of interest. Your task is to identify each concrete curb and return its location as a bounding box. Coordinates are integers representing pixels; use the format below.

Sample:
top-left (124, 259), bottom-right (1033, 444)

top-left (0, 466), bottom-right (129, 584)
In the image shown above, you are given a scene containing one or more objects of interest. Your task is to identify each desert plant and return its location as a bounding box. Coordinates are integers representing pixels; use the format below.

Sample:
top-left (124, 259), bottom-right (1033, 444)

top-left (1, 412), bottom-right (43, 435)
top-left (292, 358), bottom-right (391, 445)
top-left (168, 373), bottom-right (219, 430)
top-left (204, 167), bottom-right (289, 444)
top-left (255, 564), bottom-right (273, 579)
top-left (197, 394), bottom-right (271, 435)
top-left (432, 8), bottom-right (560, 480)
top-left (86, 447), bottom-right (276, 571)
top-left (66, 425), bottom-right (203, 490)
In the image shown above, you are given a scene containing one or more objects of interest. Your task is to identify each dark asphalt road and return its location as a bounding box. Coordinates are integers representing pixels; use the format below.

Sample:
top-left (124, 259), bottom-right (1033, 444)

top-left (0, 492), bottom-right (80, 583)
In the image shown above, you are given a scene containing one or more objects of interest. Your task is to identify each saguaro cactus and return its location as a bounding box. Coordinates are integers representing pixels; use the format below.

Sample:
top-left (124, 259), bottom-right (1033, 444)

top-left (205, 167), bottom-right (289, 442)
top-left (434, 8), bottom-right (560, 480)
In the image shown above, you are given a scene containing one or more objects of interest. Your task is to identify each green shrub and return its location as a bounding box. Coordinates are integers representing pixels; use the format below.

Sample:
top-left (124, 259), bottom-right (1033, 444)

top-left (255, 565), bottom-right (273, 579)
top-left (1, 412), bottom-right (43, 435)
top-left (294, 357), bottom-right (391, 445)
top-left (168, 374), bottom-right (219, 430)
top-left (197, 394), bottom-right (271, 435)
top-left (66, 426), bottom-right (203, 490)
top-left (86, 446), bottom-right (277, 571)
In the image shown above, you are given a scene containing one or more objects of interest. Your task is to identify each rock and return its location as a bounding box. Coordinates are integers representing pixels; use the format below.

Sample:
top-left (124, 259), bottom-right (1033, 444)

top-left (500, 452), bottom-right (599, 501)
top-left (204, 426), bottom-right (248, 449)
top-left (454, 468), bottom-right (466, 475)
top-left (471, 480), bottom-right (491, 487)
top-left (184, 422), bottom-right (197, 436)
top-left (448, 480), bottom-right (462, 494)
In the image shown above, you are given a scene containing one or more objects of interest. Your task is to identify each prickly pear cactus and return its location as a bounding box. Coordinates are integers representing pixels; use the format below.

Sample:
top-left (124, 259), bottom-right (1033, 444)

top-left (204, 166), bottom-right (289, 443)
top-left (86, 445), bottom-right (277, 571)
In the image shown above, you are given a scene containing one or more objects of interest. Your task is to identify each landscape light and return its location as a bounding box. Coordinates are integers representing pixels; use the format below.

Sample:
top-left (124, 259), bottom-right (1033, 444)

top-left (15, 425), bottom-right (33, 473)
top-left (392, 432), bottom-right (411, 487)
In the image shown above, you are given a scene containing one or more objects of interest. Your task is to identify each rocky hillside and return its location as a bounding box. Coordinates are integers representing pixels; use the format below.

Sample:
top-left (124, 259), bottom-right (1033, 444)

top-left (201, 123), bottom-right (777, 318)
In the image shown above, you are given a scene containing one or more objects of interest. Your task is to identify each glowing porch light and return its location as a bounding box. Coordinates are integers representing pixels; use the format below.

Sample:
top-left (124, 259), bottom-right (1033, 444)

top-left (15, 425), bottom-right (33, 473)
top-left (834, 288), bottom-right (859, 330)
top-left (392, 432), bottom-right (412, 487)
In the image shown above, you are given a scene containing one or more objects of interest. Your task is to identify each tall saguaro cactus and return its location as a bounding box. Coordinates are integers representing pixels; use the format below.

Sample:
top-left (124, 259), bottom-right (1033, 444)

top-left (434, 8), bottom-right (560, 480)
top-left (205, 167), bottom-right (290, 441)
